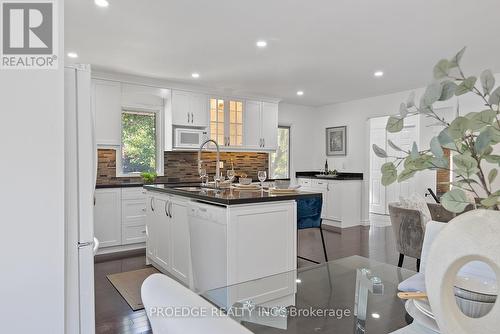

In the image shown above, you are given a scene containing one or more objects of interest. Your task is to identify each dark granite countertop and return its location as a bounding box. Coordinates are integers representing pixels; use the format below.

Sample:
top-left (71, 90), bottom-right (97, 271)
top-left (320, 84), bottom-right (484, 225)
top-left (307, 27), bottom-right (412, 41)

top-left (296, 171), bottom-right (363, 180)
top-left (143, 184), bottom-right (322, 205)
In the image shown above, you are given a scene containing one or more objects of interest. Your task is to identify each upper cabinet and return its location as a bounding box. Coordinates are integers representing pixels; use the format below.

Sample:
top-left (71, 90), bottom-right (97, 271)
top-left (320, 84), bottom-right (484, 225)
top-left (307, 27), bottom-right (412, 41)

top-left (242, 100), bottom-right (279, 151)
top-left (171, 90), bottom-right (208, 127)
top-left (93, 79), bottom-right (122, 146)
top-left (121, 83), bottom-right (167, 110)
top-left (209, 98), bottom-right (244, 148)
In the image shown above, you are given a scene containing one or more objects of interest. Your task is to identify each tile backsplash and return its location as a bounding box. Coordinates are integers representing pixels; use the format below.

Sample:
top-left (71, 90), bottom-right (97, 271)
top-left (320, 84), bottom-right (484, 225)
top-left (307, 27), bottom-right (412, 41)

top-left (96, 149), bottom-right (269, 186)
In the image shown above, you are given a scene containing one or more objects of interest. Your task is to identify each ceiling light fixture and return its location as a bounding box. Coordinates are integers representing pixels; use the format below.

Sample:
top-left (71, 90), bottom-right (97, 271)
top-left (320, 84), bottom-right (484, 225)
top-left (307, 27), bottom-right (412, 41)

top-left (191, 73), bottom-right (200, 79)
top-left (67, 52), bottom-right (78, 58)
top-left (371, 313), bottom-right (381, 319)
top-left (95, 0), bottom-right (109, 8)
top-left (374, 71), bottom-right (384, 77)
top-left (296, 91), bottom-right (304, 96)
top-left (256, 40), bottom-right (267, 48)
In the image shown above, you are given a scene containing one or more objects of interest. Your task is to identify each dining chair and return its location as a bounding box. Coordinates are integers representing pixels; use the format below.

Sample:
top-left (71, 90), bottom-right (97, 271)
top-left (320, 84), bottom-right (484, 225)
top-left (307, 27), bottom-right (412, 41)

top-left (297, 196), bottom-right (328, 264)
top-left (141, 273), bottom-right (253, 334)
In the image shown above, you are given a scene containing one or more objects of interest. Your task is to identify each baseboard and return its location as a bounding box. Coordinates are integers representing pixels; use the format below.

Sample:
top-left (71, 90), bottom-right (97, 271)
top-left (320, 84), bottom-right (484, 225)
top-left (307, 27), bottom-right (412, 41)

top-left (94, 246), bottom-right (146, 263)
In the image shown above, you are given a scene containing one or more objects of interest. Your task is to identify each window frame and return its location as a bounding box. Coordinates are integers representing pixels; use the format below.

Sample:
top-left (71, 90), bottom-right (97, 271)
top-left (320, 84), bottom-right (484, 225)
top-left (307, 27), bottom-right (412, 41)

top-left (209, 97), bottom-right (245, 147)
top-left (269, 125), bottom-right (291, 180)
top-left (116, 106), bottom-right (164, 177)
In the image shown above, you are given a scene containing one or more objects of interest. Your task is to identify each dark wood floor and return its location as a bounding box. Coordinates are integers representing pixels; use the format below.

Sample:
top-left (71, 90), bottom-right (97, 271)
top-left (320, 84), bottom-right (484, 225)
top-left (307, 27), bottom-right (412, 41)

top-left (94, 223), bottom-right (417, 334)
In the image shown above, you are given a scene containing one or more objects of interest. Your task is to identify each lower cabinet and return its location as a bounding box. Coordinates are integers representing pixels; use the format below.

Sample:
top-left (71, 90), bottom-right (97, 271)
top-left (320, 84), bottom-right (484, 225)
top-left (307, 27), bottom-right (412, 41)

top-left (94, 188), bottom-right (122, 248)
top-left (94, 187), bottom-right (147, 252)
top-left (145, 192), bottom-right (192, 286)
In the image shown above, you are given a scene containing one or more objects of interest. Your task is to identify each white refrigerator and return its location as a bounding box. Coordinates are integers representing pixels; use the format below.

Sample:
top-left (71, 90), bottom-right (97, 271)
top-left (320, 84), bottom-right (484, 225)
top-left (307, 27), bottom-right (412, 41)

top-left (65, 64), bottom-right (98, 334)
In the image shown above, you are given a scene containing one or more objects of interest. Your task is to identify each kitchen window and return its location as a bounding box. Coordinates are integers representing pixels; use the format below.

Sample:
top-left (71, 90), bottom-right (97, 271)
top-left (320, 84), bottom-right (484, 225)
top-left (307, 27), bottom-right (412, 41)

top-left (118, 109), bottom-right (163, 176)
top-left (209, 98), bottom-right (244, 146)
top-left (270, 126), bottom-right (290, 179)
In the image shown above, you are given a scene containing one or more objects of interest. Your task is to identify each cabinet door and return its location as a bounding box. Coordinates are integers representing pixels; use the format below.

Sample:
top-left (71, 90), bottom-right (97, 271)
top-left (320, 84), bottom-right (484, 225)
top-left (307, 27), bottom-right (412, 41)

top-left (314, 180), bottom-right (329, 219)
top-left (93, 80), bottom-right (122, 146)
top-left (261, 102), bottom-right (279, 150)
top-left (94, 189), bottom-right (122, 248)
top-left (121, 198), bottom-right (147, 245)
top-left (190, 93), bottom-right (208, 127)
top-left (155, 197), bottom-right (171, 270)
top-left (170, 197), bottom-right (191, 284)
top-left (326, 182), bottom-right (342, 222)
top-left (171, 90), bottom-right (191, 126)
top-left (244, 100), bottom-right (262, 149)
top-left (121, 83), bottom-right (165, 110)
top-left (145, 195), bottom-right (156, 259)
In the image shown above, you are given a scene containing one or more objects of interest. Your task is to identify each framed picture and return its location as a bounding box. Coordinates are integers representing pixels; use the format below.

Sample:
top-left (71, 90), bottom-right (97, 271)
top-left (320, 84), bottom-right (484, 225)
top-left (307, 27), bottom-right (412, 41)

top-left (326, 126), bottom-right (347, 156)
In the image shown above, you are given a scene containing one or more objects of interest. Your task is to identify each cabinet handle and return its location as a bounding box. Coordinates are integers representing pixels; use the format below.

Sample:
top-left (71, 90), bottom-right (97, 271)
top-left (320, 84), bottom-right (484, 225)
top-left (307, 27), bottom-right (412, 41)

top-left (150, 197), bottom-right (155, 212)
top-left (228, 137), bottom-right (230, 146)
top-left (168, 202), bottom-right (173, 218)
top-left (142, 208), bottom-right (146, 212)
top-left (141, 230), bottom-right (146, 234)
top-left (191, 112), bottom-right (194, 123)
top-left (164, 201), bottom-right (169, 216)
top-left (187, 112), bottom-right (190, 123)
top-left (263, 138), bottom-right (265, 147)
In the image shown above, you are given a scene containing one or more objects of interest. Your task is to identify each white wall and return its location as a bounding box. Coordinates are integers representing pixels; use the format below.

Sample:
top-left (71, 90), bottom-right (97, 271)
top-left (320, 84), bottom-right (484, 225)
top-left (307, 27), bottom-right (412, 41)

top-left (0, 3), bottom-right (65, 334)
top-left (278, 103), bottom-right (321, 181)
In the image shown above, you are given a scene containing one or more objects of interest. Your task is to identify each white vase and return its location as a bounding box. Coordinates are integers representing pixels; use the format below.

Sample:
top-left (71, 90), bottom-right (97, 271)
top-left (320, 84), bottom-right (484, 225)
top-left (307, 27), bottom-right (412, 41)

top-left (425, 209), bottom-right (500, 334)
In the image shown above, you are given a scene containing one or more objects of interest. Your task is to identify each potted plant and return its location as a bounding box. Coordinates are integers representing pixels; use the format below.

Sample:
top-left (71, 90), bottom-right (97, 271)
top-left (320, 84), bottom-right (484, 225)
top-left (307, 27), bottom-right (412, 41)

top-left (373, 47), bottom-right (499, 213)
top-left (140, 171), bottom-right (157, 184)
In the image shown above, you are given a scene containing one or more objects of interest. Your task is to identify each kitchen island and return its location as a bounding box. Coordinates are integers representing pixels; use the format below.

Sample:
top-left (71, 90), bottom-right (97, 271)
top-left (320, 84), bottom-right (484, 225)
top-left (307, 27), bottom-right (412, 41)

top-left (143, 184), bottom-right (321, 306)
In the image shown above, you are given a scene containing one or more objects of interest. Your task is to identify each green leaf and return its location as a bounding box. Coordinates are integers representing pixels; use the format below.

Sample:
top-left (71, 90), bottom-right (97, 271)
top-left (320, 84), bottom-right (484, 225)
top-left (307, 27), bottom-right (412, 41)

top-left (399, 103), bottom-right (408, 118)
top-left (488, 86), bottom-right (500, 105)
top-left (387, 139), bottom-right (404, 152)
top-left (433, 59), bottom-right (450, 79)
top-left (439, 81), bottom-right (458, 101)
top-left (454, 154), bottom-right (479, 176)
top-left (421, 82), bottom-right (443, 107)
top-left (488, 125), bottom-right (500, 143)
top-left (480, 195), bottom-right (499, 208)
top-left (431, 157), bottom-right (449, 169)
top-left (372, 144), bottom-right (388, 158)
top-left (448, 117), bottom-right (470, 139)
top-left (381, 162), bottom-right (397, 186)
top-left (398, 169), bottom-right (416, 182)
top-left (475, 129), bottom-right (492, 154)
top-left (455, 76), bottom-right (477, 96)
top-left (480, 69), bottom-right (495, 95)
top-left (430, 136), bottom-right (444, 158)
top-left (441, 189), bottom-right (470, 213)
top-left (438, 128), bottom-right (454, 148)
top-left (386, 116), bottom-right (404, 133)
top-left (449, 47), bottom-right (466, 68)
top-left (484, 154), bottom-right (500, 165)
top-left (488, 169), bottom-right (498, 184)
top-left (469, 110), bottom-right (497, 131)
top-left (406, 91), bottom-right (416, 108)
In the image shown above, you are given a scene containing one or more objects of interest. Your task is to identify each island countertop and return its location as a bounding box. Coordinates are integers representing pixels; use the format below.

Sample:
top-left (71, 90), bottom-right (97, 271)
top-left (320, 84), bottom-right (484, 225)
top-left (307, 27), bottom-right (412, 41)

top-left (143, 184), bottom-right (322, 205)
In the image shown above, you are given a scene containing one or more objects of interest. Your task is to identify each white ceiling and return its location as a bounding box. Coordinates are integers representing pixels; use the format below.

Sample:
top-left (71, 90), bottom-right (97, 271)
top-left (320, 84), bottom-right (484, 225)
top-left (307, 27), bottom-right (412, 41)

top-left (66, 0), bottom-right (500, 106)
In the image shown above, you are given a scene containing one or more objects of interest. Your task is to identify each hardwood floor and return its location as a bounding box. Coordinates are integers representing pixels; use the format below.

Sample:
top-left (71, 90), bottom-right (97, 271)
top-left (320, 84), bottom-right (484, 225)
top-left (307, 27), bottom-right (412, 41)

top-left (94, 222), bottom-right (416, 334)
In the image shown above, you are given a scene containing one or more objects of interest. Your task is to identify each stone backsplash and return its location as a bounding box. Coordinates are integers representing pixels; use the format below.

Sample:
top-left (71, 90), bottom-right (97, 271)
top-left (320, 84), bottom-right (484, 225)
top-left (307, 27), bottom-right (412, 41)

top-left (96, 149), bottom-right (269, 186)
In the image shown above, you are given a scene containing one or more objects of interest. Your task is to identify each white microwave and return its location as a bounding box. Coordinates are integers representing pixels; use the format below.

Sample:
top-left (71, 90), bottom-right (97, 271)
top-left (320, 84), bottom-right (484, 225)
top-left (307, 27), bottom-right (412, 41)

top-left (174, 128), bottom-right (208, 149)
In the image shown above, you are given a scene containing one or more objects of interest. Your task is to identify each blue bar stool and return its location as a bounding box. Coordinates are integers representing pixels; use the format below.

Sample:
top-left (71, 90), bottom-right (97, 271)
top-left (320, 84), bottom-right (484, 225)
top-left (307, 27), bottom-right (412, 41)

top-left (297, 196), bottom-right (329, 264)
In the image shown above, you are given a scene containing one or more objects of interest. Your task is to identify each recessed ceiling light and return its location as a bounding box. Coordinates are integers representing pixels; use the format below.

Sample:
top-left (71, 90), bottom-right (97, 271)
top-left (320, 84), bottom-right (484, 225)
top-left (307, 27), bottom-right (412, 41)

top-left (374, 71), bottom-right (384, 77)
top-left (191, 73), bottom-right (200, 79)
top-left (67, 52), bottom-right (78, 58)
top-left (371, 313), bottom-right (381, 319)
top-left (256, 40), bottom-right (267, 48)
top-left (95, 0), bottom-right (109, 8)
top-left (296, 91), bottom-right (304, 96)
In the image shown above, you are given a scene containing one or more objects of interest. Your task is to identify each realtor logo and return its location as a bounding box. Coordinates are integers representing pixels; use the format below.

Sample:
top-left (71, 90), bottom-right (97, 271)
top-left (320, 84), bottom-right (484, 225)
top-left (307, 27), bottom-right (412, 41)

top-left (1, 1), bottom-right (58, 69)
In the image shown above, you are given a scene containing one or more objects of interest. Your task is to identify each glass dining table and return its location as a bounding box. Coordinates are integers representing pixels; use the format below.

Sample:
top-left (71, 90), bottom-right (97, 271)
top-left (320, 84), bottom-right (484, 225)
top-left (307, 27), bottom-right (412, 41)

top-left (200, 256), bottom-right (417, 334)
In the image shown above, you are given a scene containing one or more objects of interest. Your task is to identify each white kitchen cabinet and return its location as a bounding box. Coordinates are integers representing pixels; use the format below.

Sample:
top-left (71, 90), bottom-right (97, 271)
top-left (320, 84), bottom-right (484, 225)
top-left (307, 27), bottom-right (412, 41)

top-left (325, 182), bottom-right (342, 222)
top-left (145, 194), bottom-right (156, 260)
top-left (121, 83), bottom-right (166, 110)
top-left (92, 79), bottom-right (122, 146)
top-left (261, 102), bottom-right (279, 150)
top-left (172, 90), bottom-right (208, 127)
top-left (244, 100), bottom-right (263, 150)
top-left (94, 188), bottom-right (122, 248)
top-left (169, 197), bottom-right (192, 285)
top-left (242, 100), bottom-right (278, 151)
top-left (121, 188), bottom-right (147, 245)
top-left (154, 196), bottom-right (171, 269)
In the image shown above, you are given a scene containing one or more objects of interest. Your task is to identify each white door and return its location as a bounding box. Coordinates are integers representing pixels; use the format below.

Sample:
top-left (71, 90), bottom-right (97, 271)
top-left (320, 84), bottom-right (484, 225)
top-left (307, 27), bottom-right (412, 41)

top-left (172, 90), bottom-right (191, 126)
top-left (94, 188), bottom-right (122, 247)
top-left (369, 117), bottom-right (388, 214)
top-left (190, 93), bottom-right (208, 127)
top-left (155, 197), bottom-right (171, 269)
top-left (170, 197), bottom-right (192, 285)
top-left (244, 100), bottom-right (262, 149)
top-left (261, 102), bottom-right (279, 150)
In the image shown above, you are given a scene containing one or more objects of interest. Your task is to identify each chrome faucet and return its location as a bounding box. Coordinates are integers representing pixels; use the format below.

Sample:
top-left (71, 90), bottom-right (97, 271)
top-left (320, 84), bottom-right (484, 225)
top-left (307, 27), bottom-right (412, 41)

top-left (198, 139), bottom-right (220, 188)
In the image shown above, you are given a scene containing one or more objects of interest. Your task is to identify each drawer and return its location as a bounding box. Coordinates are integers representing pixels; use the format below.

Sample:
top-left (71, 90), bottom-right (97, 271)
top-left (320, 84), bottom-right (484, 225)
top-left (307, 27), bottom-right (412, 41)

top-left (122, 222), bottom-right (147, 245)
top-left (298, 178), bottom-right (313, 187)
top-left (312, 179), bottom-right (328, 189)
top-left (122, 199), bottom-right (147, 220)
top-left (121, 187), bottom-right (146, 200)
